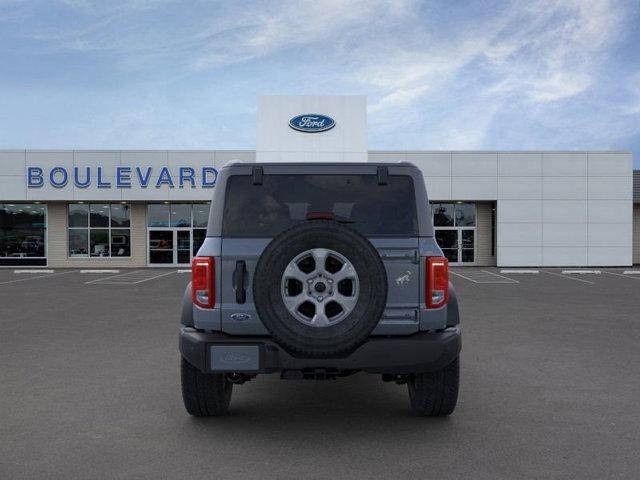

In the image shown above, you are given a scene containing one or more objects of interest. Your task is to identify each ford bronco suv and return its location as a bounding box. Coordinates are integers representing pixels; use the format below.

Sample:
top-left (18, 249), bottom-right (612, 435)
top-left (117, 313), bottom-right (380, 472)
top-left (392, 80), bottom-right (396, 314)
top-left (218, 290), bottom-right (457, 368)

top-left (180, 162), bottom-right (461, 416)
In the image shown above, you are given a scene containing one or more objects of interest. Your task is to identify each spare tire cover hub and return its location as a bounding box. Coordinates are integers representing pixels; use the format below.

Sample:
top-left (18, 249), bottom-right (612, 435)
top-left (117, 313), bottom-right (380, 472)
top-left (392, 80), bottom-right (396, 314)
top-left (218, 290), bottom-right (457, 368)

top-left (281, 248), bottom-right (360, 328)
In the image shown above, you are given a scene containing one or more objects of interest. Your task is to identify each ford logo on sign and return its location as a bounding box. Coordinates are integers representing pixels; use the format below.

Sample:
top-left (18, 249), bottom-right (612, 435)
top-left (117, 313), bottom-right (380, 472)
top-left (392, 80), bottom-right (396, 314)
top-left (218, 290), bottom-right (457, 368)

top-left (289, 114), bottom-right (335, 133)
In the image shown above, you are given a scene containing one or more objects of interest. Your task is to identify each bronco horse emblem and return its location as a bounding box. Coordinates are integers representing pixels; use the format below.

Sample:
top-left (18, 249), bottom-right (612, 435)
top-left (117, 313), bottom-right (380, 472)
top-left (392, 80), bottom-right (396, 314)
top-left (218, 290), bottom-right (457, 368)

top-left (395, 270), bottom-right (412, 287)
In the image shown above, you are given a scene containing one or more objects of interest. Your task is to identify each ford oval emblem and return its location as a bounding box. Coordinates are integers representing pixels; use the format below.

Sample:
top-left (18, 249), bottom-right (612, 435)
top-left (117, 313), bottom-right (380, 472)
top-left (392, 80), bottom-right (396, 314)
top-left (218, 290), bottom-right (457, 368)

top-left (230, 313), bottom-right (251, 322)
top-left (289, 114), bottom-right (336, 133)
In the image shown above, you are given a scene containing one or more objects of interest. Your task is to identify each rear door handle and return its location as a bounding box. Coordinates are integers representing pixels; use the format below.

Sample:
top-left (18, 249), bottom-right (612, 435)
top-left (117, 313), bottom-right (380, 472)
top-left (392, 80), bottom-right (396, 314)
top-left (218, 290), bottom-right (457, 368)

top-left (233, 260), bottom-right (247, 304)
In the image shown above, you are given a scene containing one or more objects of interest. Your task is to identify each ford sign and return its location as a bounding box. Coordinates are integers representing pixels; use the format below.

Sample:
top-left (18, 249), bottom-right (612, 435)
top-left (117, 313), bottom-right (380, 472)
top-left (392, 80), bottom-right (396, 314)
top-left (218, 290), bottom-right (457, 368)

top-left (289, 114), bottom-right (335, 133)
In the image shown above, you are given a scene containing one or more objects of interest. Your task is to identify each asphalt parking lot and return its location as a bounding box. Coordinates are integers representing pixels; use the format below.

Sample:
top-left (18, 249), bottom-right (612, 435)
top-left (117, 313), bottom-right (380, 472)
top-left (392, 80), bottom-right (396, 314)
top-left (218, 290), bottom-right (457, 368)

top-left (1, 267), bottom-right (639, 479)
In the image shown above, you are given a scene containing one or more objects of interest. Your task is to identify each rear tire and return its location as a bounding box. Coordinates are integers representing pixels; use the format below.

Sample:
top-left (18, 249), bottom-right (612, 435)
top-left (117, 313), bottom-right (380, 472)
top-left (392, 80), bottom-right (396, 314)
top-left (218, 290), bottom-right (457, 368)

top-left (181, 358), bottom-right (233, 416)
top-left (408, 357), bottom-right (459, 416)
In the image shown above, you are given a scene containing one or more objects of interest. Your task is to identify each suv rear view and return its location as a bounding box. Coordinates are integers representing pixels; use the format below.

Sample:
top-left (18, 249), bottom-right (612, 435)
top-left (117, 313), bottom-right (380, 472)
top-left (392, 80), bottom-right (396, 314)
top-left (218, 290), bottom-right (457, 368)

top-left (180, 162), bottom-right (461, 416)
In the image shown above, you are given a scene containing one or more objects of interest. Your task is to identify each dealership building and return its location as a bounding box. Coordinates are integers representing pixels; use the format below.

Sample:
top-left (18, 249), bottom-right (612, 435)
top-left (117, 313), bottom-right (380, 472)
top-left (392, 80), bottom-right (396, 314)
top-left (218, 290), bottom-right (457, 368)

top-left (0, 96), bottom-right (637, 268)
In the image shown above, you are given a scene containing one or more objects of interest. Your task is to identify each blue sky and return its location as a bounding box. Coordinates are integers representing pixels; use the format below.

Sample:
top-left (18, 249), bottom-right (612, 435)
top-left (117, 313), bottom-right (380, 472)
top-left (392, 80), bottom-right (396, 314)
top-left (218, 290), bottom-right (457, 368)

top-left (1, 0), bottom-right (639, 167)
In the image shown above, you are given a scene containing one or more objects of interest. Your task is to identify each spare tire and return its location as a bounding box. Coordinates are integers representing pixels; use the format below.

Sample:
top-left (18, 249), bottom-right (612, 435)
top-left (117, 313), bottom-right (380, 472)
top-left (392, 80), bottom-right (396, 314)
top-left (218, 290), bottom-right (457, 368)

top-left (253, 220), bottom-right (387, 357)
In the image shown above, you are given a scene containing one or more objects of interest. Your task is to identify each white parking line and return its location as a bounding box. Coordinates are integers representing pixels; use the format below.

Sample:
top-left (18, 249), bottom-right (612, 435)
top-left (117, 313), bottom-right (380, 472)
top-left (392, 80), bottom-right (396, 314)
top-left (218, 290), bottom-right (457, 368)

top-left (177, 269), bottom-right (191, 273)
top-left (84, 271), bottom-right (132, 284)
top-left (480, 270), bottom-right (519, 283)
top-left (85, 270), bottom-right (177, 285)
top-left (13, 269), bottom-right (54, 274)
top-left (561, 270), bottom-right (601, 275)
top-left (604, 271), bottom-right (640, 280)
top-left (623, 270), bottom-right (640, 275)
top-left (500, 269), bottom-right (539, 274)
top-left (542, 270), bottom-right (594, 284)
top-left (0, 270), bottom-right (76, 285)
top-left (449, 270), bottom-right (518, 284)
top-left (449, 270), bottom-right (480, 283)
top-left (128, 270), bottom-right (176, 284)
top-left (80, 269), bottom-right (120, 274)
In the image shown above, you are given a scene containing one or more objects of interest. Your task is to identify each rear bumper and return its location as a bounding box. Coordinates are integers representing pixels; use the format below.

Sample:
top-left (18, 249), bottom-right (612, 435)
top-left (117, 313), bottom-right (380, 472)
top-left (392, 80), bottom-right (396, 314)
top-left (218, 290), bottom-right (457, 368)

top-left (180, 327), bottom-right (461, 375)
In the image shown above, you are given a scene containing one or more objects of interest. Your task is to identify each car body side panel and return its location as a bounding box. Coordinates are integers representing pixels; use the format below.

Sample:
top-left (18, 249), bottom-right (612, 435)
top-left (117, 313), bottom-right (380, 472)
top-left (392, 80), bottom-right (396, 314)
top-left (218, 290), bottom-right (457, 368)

top-left (369, 237), bottom-right (420, 335)
top-left (219, 238), bottom-right (270, 335)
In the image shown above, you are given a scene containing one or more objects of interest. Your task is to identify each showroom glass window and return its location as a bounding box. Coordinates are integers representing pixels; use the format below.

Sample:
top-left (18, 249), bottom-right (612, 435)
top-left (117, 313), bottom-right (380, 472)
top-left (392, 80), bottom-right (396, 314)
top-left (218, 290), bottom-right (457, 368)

top-left (431, 202), bottom-right (476, 264)
top-left (147, 203), bottom-right (210, 265)
top-left (0, 203), bottom-right (47, 266)
top-left (68, 203), bottom-right (131, 257)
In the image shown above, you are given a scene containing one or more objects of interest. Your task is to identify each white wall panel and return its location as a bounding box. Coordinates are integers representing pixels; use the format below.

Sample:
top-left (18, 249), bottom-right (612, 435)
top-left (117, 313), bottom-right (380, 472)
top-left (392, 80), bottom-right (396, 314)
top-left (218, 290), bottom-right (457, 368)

top-left (169, 187), bottom-right (213, 201)
top-left (121, 151), bottom-right (168, 173)
top-left (406, 152), bottom-right (451, 176)
top-left (588, 223), bottom-right (632, 247)
top-left (214, 151), bottom-right (255, 167)
top-left (168, 151), bottom-right (215, 175)
top-left (498, 246), bottom-right (543, 266)
top-left (587, 176), bottom-right (633, 200)
top-left (497, 223), bottom-right (542, 247)
top-left (369, 151), bottom-right (407, 163)
top-left (543, 223), bottom-right (587, 247)
top-left (451, 177), bottom-right (497, 200)
top-left (542, 200), bottom-right (588, 223)
top-left (0, 150), bottom-right (26, 175)
top-left (256, 95), bottom-right (367, 162)
top-left (587, 200), bottom-right (632, 224)
top-left (0, 176), bottom-right (26, 199)
top-left (343, 152), bottom-right (368, 163)
top-left (587, 152), bottom-right (632, 176)
top-left (74, 151), bottom-right (120, 177)
top-left (498, 177), bottom-right (542, 199)
top-left (424, 176), bottom-right (451, 201)
top-left (26, 150), bottom-right (74, 169)
top-left (543, 247), bottom-right (587, 266)
top-left (543, 176), bottom-right (587, 199)
top-left (588, 246), bottom-right (632, 266)
top-left (26, 182), bottom-right (73, 201)
top-left (497, 200), bottom-right (542, 223)
top-left (73, 179), bottom-right (122, 201)
top-left (542, 152), bottom-right (587, 176)
top-left (451, 152), bottom-right (497, 176)
top-left (123, 182), bottom-right (171, 201)
top-left (497, 152), bottom-right (542, 177)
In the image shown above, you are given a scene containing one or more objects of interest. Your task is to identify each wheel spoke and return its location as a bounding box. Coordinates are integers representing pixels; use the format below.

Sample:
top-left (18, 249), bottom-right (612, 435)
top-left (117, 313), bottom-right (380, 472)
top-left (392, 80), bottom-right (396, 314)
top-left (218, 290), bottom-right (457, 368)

top-left (334, 292), bottom-right (358, 312)
top-left (282, 293), bottom-right (305, 312)
top-left (332, 263), bottom-right (356, 282)
top-left (283, 262), bottom-right (309, 283)
top-left (311, 248), bottom-right (329, 273)
top-left (311, 307), bottom-right (331, 327)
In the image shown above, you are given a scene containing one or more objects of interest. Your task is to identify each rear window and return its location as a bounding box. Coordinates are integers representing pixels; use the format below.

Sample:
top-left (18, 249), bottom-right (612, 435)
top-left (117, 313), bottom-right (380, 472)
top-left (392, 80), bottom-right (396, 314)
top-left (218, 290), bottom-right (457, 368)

top-left (222, 174), bottom-right (418, 237)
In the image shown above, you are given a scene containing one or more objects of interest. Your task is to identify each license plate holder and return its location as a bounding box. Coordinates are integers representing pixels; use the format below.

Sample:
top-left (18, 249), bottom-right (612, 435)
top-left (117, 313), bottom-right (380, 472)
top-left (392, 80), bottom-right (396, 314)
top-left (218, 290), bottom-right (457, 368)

top-left (209, 345), bottom-right (261, 372)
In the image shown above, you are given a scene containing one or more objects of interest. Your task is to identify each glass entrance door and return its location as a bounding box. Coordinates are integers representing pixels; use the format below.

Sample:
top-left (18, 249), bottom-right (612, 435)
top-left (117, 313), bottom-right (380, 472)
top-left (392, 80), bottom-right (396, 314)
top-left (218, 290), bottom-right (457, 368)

top-left (148, 229), bottom-right (191, 266)
top-left (431, 202), bottom-right (476, 266)
top-left (176, 230), bottom-right (191, 265)
top-left (435, 229), bottom-right (475, 265)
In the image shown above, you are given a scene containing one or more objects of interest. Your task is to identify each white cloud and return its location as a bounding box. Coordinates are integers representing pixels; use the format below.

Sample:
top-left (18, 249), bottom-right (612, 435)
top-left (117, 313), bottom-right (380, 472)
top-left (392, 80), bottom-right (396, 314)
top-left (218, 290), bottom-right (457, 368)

top-left (0, 0), bottom-right (636, 155)
top-left (350, 0), bottom-right (631, 148)
top-left (190, 0), bottom-right (415, 70)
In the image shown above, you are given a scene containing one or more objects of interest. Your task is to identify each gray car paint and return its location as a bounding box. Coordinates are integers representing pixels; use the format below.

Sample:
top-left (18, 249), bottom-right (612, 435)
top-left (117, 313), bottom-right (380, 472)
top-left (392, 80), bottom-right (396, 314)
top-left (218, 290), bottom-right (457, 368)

top-left (186, 162), bottom-right (458, 335)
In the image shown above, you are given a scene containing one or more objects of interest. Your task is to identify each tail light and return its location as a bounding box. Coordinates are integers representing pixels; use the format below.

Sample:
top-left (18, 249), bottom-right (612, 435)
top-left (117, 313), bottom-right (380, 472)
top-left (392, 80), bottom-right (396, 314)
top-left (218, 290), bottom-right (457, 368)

top-left (426, 256), bottom-right (448, 308)
top-left (192, 257), bottom-right (215, 309)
